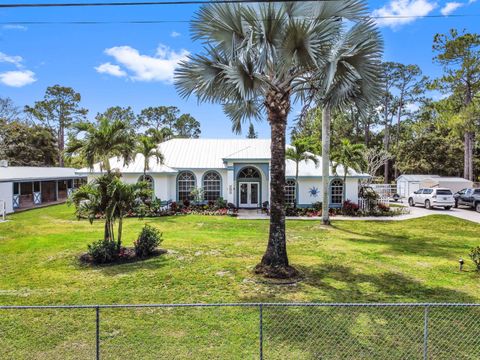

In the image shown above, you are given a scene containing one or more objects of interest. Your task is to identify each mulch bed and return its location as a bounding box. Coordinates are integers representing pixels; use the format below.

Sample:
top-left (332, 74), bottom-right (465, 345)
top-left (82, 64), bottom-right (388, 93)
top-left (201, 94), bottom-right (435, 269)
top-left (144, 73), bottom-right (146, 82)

top-left (79, 248), bottom-right (167, 266)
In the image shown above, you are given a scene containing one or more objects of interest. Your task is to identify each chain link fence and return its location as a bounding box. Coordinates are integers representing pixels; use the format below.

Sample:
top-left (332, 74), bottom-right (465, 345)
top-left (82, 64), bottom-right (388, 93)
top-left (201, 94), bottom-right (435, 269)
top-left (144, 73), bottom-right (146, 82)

top-left (1, 303), bottom-right (480, 359)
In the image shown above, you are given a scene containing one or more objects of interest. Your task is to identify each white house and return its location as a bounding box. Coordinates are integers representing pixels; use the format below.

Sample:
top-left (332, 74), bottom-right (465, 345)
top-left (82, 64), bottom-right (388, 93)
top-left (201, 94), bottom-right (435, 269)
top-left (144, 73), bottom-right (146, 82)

top-left (77, 139), bottom-right (369, 208)
top-left (0, 162), bottom-right (87, 214)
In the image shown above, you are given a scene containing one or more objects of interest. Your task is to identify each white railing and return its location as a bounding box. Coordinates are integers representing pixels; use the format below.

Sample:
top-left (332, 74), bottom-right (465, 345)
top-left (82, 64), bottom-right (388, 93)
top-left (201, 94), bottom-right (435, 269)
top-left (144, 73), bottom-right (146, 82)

top-left (358, 196), bottom-right (390, 211)
top-left (370, 184), bottom-right (397, 198)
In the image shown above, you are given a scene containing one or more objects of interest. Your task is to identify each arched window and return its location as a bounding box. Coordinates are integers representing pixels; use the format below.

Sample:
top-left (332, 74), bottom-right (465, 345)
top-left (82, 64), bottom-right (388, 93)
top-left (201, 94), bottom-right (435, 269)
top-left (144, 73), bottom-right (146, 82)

top-left (203, 171), bottom-right (221, 201)
top-left (285, 179), bottom-right (296, 206)
top-left (177, 172), bottom-right (196, 201)
top-left (138, 175), bottom-right (154, 190)
top-left (330, 179), bottom-right (344, 205)
top-left (238, 167), bottom-right (260, 179)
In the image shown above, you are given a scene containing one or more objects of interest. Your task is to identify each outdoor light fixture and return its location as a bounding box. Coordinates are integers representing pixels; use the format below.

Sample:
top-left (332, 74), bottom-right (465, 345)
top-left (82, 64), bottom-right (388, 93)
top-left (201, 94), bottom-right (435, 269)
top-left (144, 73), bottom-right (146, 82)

top-left (459, 258), bottom-right (465, 271)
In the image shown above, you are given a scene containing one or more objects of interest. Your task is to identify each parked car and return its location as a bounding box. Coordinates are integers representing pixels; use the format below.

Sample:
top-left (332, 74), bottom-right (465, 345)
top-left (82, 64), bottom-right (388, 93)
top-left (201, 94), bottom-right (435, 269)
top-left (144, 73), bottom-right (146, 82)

top-left (408, 188), bottom-right (455, 210)
top-left (454, 188), bottom-right (480, 212)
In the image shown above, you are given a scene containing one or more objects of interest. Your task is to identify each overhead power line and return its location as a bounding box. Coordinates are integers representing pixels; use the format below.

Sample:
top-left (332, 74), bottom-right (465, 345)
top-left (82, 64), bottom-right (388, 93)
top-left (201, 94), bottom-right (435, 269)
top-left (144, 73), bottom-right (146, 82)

top-left (0, 0), bottom-right (344, 8)
top-left (1, 13), bottom-right (479, 26)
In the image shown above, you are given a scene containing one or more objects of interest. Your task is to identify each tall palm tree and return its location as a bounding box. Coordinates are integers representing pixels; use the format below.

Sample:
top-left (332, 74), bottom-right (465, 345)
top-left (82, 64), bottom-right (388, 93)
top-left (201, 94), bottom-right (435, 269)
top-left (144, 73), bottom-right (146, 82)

top-left (66, 117), bottom-right (136, 172)
top-left (285, 141), bottom-right (319, 207)
top-left (137, 135), bottom-right (165, 180)
top-left (175, 0), bottom-right (370, 278)
top-left (300, 21), bottom-right (383, 224)
top-left (331, 139), bottom-right (366, 202)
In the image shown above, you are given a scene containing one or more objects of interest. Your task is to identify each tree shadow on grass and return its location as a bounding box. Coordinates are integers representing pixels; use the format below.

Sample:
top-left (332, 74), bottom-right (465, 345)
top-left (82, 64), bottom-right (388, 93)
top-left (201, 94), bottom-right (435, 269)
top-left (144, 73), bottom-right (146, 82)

top-left (330, 224), bottom-right (474, 261)
top-left (243, 264), bottom-right (479, 359)
top-left (75, 254), bottom-right (171, 276)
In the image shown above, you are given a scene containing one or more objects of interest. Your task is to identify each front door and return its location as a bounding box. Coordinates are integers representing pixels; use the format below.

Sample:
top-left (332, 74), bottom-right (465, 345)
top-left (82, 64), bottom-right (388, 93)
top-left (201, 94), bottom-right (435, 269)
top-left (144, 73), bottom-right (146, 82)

top-left (239, 182), bottom-right (260, 208)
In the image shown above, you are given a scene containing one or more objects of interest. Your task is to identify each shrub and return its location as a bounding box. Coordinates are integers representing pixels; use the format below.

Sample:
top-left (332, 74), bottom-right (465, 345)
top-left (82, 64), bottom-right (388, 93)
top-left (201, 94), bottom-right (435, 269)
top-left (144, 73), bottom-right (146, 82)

top-left (87, 239), bottom-right (119, 264)
top-left (215, 197), bottom-right (227, 209)
top-left (183, 199), bottom-right (191, 208)
top-left (134, 225), bottom-right (163, 258)
top-left (342, 200), bottom-right (359, 216)
top-left (377, 203), bottom-right (390, 212)
top-left (312, 201), bottom-right (322, 211)
top-left (170, 201), bottom-right (178, 212)
top-left (469, 246), bottom-right (480, 271)
top-left (207, 200), bottom-right (215, 208)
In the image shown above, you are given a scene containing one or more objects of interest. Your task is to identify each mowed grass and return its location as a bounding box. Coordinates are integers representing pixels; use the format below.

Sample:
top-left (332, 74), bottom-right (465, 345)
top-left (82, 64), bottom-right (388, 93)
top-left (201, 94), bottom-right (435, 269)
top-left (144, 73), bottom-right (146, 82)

top-left (1, 204), bottom-right (480, 359)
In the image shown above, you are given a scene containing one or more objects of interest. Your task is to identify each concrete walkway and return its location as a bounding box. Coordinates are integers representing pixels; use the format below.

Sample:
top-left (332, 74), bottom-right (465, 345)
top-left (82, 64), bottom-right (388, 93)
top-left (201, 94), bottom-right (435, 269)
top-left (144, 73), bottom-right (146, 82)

top-left (237, 206), bottom-right (480, 224)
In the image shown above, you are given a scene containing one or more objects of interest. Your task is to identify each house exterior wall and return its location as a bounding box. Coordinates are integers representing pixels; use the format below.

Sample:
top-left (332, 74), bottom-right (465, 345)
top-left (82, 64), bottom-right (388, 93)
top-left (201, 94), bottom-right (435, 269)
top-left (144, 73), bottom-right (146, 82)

top-left (0, 182), bottom-right (13, 214)
top-left (86, 171), bottom-right (362, 208)
top-left (296, 177), bottom-right (360, 207)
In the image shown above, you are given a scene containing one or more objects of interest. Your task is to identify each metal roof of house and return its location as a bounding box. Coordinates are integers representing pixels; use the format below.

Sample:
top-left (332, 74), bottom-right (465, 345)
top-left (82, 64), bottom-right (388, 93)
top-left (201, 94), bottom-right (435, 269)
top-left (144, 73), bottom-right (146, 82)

top-left (0, 166), bottom-right (85, 182)
top-left (396, 174), bottom-right (441, 182)
top-left (77, 138), bottom-right (369, 178)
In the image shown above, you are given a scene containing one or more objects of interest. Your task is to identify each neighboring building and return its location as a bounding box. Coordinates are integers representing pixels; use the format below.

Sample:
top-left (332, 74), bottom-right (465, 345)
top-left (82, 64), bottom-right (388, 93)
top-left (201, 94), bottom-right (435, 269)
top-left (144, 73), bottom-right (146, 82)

top-left (396, 174), bottom-right (440, 198)
top-left (396, 174), bottom-right (473, 197)
top-left (420, 177), bottom-right (473, 194)
top-left (77, 139), bottom-right (369, 208)
top-left (0, 162), bottom-right (87, 214)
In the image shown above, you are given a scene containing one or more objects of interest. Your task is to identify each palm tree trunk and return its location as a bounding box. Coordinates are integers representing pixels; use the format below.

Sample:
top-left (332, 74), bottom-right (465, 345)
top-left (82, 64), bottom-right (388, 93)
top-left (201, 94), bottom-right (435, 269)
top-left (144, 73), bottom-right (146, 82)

top-left (117, 213), bottom-right (123, 248)
top-left (256, 89), bottom-right (296, 278)
top-left (322, 106), bottom-right (331, 225)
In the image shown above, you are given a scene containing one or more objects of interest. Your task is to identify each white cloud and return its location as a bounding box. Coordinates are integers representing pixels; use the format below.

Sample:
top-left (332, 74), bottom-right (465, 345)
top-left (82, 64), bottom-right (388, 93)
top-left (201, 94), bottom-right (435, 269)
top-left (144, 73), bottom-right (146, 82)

top-left (441, 2), bottom-right (464, 15)
top-left (170, 31), bottom-right (181, 38)
top-left (95, 62), bottom-right (127, 77)
top-left (2, 24), bottom-right (28, 31)
top-left (0, 70), bottom-right (36, 87)
top-left (0, 52), bottom-right (23, 68)
top-left (372, 0), bottom-right (437, 29)
top-left (99, 44), bottom-right (189, 83)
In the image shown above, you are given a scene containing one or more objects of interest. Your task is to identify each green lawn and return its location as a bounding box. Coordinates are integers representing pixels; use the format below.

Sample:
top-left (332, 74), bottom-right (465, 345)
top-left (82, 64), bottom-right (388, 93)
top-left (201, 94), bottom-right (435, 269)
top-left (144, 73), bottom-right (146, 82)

top-left (1, 204), bottom-right (479, 359)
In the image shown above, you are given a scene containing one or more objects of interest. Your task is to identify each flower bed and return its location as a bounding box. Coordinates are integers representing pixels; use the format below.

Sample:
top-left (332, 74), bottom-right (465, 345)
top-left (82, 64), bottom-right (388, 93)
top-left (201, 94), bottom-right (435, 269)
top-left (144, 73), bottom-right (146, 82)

top-left (283, 200), bottom-right (408, 218)
top-left (127, 198), bottom-right (238, 218)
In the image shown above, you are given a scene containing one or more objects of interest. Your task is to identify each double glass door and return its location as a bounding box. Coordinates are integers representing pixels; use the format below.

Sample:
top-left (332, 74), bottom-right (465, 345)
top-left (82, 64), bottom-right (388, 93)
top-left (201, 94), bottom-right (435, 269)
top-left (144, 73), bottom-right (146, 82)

top-left (239, 182), bottom-right (259, 208)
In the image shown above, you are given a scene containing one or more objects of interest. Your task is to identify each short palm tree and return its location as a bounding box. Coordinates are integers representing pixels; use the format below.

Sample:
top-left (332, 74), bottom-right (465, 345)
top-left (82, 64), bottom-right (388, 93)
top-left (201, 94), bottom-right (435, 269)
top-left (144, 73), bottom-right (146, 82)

top-left (300, 21), bottom-right (383, 224)
top-left (331, 139), bottom-right (366, 202)
top-left (175, 0), bottom-right (370, 278)
top-left (107, 178), bottom-right (151, 247)
top-left (137, 135), bottom-right (165, 180)
top-left (66, 117), bottom-right (136, 172)
top-left (286, 141), bottom-right (319, 207)
top-left (71, 171), bottom-right (151, 248)
top-left (70, 171), bottom-right (118, 242)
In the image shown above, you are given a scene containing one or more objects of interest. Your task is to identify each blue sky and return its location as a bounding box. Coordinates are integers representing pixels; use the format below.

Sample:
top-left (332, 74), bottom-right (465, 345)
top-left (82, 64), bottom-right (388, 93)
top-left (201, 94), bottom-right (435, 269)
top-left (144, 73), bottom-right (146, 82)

top-left (0, 0), bottom-right (479, 138)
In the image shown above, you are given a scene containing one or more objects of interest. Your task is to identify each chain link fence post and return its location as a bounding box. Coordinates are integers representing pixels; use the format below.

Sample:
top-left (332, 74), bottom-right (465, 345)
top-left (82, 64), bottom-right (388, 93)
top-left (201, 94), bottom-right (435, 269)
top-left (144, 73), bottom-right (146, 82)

top-left (96, 306), bottom-right (100, 360)
top-left (423, 305), bottom-right (429, 360)
top-left (259, 304), bottom-right (263, 360)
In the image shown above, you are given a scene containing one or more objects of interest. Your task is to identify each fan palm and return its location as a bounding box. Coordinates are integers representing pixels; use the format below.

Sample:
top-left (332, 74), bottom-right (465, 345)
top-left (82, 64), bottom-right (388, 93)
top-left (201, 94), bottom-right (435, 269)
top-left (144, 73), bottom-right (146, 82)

top-left (286, 141), bottom-right (319, 207)
top-left (331, 139), bottom-right (366, 202)
top-left (137, 135), bottom-right (165, 179)
top-left (175, 0), bottom-right (371, 277)
top-left (66, 117), bottom-right (136, 172)
top-left (299, 21), bottom-right (383, 224)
